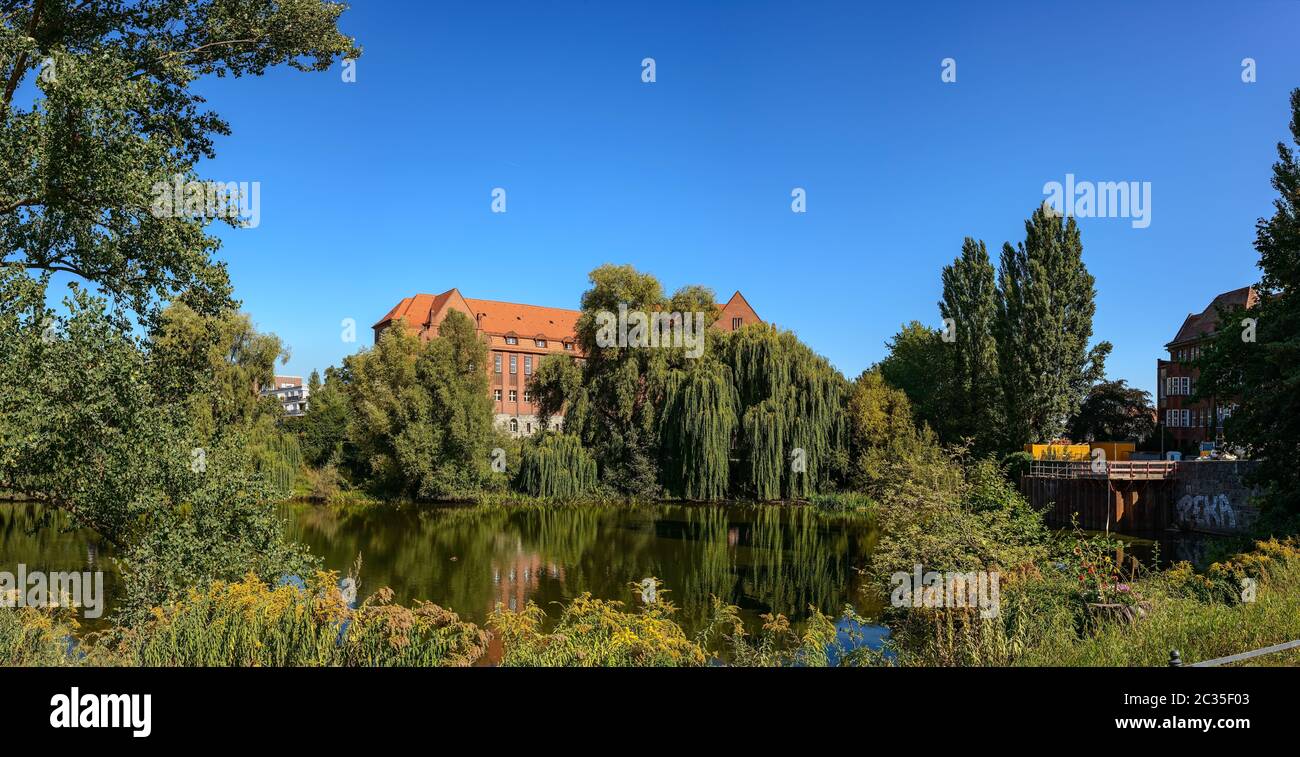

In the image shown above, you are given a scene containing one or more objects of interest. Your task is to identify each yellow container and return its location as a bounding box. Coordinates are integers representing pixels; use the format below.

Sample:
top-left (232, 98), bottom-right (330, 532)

top-left (1024, 443), bottom-right (1091, 461)
top-left (1089, 442), bottom-right (1135, 462)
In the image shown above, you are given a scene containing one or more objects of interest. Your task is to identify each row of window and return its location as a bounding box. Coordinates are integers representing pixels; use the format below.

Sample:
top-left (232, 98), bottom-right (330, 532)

top-left (1171, 345), bottom-right (1203, 363)
top-left (507, 418), bottom-right (534, 434)
top-left (502, 336), bottom-right (574, 351)
top-left (494, 354), bottom-right (534, 375)
top-left (1164, 376), bottom-right (1194, 396)
top-left (494, 389), bottom-right (533, 403)
top-left (1165, 406), bottom-right (1235, 428)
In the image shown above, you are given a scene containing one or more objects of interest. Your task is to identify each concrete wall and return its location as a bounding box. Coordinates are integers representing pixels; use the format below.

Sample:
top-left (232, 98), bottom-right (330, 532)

top-left (1172, 461), bottom-right (1261, 534)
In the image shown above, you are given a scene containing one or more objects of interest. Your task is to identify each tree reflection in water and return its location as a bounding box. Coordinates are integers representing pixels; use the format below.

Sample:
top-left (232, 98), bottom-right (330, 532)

top-left (285, 501), bottom-right (879, 638)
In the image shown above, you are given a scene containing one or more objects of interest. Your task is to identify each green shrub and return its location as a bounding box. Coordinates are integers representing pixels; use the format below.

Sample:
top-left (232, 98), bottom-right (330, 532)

top-left (489, 591), bottom-right (708, 667)
top-left (0, 604), bottom-right (80, 666)
top-left (112, 572), bottom-right (486, 667)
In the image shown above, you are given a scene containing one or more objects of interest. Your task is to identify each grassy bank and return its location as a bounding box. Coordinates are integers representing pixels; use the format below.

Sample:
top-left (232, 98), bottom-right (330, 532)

top-left (6, 538), bottom-right (1296, 667)
top-left (1012, 538), bottom-right (1300, 667)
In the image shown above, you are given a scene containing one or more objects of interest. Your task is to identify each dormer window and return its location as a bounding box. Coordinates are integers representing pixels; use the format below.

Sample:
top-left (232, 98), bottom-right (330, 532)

top-left (535, 339), bottom-right (547, 348)
top-left (504, 336), bottom-right (518, 345)
top-left (563, 342), bottom-right (573, 351)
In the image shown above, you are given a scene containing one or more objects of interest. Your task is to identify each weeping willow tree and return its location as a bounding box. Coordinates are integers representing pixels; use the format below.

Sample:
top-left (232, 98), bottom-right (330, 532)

top-left (659, 360), bottom-right (739, 500)
top-left (516, 434), bottom-right (598, 499)
top-left (721, 325), bottom-right (847, 500)
top-left (249, 421), bottom-right (303, 500)
top-left (528, 265), bottom-right (849, 501)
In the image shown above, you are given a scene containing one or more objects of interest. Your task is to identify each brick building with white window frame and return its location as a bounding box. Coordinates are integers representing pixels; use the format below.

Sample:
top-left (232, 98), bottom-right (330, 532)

top-left (1156, 286), bottom-right (1257, 451)
top-left (373, 289), bottom-right (761, 437)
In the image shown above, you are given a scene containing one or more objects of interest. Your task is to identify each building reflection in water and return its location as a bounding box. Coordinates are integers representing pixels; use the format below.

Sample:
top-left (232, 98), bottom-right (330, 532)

top-left (490, 549), bottom-right (563, 613)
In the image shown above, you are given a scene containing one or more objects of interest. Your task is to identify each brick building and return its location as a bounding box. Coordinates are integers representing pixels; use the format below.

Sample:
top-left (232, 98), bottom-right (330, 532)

top-left (1156, 286), bottom-right (1257, 449)
top-left (374, 289), bottom-right (761, 436)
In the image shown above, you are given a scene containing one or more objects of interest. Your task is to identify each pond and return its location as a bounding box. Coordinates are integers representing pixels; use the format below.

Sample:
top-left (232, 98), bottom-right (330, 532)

top-left (283, 501), bottom-right (883, 644)
top-left (2, 499), bottom-right (883, 649)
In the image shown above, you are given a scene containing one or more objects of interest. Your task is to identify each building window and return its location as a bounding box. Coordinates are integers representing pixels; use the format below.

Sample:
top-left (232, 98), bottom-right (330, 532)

top-left (494, 354), bottom-right (502, 373)
top-left (732, 317), bottom-right (742, 330)
top-left (509, 418), bottom-right (518, 433)
top-left (510, 355), bottom-right (517, 374)
top-left (509, 390), bottom-right (517, 402)
top-left (563, 342), bottom-right (573, 351)
top-left (523, 391), bottom-right (532, 403)
top-left (535, 339), bottom-right (547, 348)
top-left (1181, 409), bottom-right (1190, 427)
top-left (494, 389), bottom-right (502, 402)
top-left (524, 355), bottom-right (532, 375)
top-left (505, 336), bottom-right (518, 345)
top-left (526, 423), bottom-right (532, 434)
top-left (1166, 409), bottom-right (1178, 427)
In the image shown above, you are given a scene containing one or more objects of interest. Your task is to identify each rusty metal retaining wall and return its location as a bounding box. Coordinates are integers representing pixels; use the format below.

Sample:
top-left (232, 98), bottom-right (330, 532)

top-left (1020, 475), bottom-right (1170, 532)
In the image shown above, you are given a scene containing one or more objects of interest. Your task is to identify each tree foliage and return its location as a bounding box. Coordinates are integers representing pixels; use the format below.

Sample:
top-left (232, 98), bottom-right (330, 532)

top-left (149, 300), bottom-right (287, 439)
top-left (530, 264), bottom-right (848, 500)
top-left (1, 0), bottom-right (359, 322)
top-left (877, 321), bottom-right (951, 437)
top-left (719, 324), bottom-right (846, 500)
top-left (0, 270), bottom-right (312, 614)
top-left (995, 207), bottom-right (1111, 448)
top-left (1198, 88), bottom-right (1300, 521)
top-left (1067, 379), bottom-right (1155, 443)
top-left (344, 311), bottom-right (498, 499)
top-left (516, 433), bottom-right (597, 499)
top-left (939, 238), bottom-right (1004, 454)
top-left (292, 366), bottom-right (351, 469)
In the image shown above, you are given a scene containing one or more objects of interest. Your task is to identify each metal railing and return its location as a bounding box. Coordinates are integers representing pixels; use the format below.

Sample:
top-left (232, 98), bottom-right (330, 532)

top-left (1169, 640), bottom-right (1300, 667)
top-left (1027, 460), bottom-right (1178, 479)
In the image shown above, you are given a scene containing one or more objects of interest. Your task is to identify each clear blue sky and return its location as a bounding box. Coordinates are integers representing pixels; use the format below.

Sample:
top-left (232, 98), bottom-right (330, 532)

top-left (190, 0), bottom-right (1299, 395)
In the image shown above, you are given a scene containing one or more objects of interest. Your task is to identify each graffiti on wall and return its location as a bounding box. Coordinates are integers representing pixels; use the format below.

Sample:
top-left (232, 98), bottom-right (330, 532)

top-left (1175, 493), bottom-right (1244, 531)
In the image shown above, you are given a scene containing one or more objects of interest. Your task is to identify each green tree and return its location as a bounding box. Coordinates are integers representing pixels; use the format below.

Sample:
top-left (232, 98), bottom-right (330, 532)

top-left (877, 320), bottom-right (952, 437)
top-left (530, 351), bottom-right (584, 433)
top-left (1197, 88), bottom-right (1300, 521)
top-left (149, 300), bottom-right (288, 439)
top-left (1, 0), bottom-right (359, 322)
top-left (719, 324), bottom-right (847, 500)
top-left (564, 264), bottom-right (680, 496)
top-left (658, 358), bottom-right (738, 500)
top-left (939, 238), bottom-right (1004, 453)
top-left (516, 433), bottom-right (597, 498)
top-left (845, 369), bottom-right (930, 492)
top-left (345, 311), bottom-right (497, 499)
top-left (296, 366), bottom-right (351, 468)
top-left (0, 272), bottom-right (312, 612)
top-left (1067, 380), bottom-right (1156, 443)
top-left (995, 207), bottom-right (1110, 447)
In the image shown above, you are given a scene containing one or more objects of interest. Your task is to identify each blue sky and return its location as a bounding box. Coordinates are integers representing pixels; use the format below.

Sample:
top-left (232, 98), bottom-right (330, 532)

top-left (189, 0), bottom-right (1299, 395)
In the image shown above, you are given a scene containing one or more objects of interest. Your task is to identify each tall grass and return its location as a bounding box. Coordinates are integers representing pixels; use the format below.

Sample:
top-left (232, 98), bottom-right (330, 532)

top-left (875, 537), bottom-right (1300, 667)
top-left (1015, 538), bottom-right (1300, 667)
top-left (487, 580), bottom-right (852, 667)
top-left (108, 572), bottom-right (486, 667)
top-left (0, 604), bottom-right (78, 666)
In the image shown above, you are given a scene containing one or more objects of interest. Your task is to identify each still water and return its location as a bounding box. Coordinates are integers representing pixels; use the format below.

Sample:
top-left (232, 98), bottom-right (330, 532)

top-left (1, 500), bottom-right (879, 640)
top-left (284, 501), bottom-right (881, 639)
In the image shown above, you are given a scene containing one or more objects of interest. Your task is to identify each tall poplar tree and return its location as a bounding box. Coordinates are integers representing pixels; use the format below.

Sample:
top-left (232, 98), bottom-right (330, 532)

top-left (995, 207), bottom-right (1110, 448)
top-left (939, 238), bottom-right (1004, 453)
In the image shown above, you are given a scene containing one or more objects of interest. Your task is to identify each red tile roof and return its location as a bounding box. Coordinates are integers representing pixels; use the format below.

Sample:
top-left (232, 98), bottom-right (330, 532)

top-left (1167, 286), bottom-right (1259, 346)
top-left (375, 288), bottom-right (761, 347)
top-left (374, 290), bottom-right (458, 330)
top-left (462, 297), bottom-right (580, 340)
